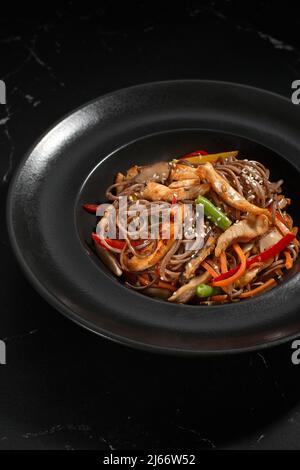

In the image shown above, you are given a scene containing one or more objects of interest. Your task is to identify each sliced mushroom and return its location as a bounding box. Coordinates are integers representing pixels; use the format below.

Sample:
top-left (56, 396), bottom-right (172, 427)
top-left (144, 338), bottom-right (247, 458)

top-left (143, 287), bottom-right (173, 299)
top-left (94, 243), bottom-right (123, 277)
top-left (182, 234), bottom-right (217, 281)
top-left (133, 161), bottom-right (170, 183)
top-left (168, 271), bottom-right (211, 304)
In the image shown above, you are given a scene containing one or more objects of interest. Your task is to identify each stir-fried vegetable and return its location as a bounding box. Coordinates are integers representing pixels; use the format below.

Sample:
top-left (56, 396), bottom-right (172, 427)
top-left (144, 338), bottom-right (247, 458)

top-left (284, 250), bottom-right (293, 269)
top-left (208, 279), bottom-right (277, 300)
top-left (201, 260), bottom-right (219, 278)
top-left (195, 284), bottom-right (223, 298)
top-left (195, 195), bottom-right (232, 230)
top-left (180, 150), bottom-right (238, 164)
top-left (179, 149), bottom-right (208, 160)
top-left (93, 240), bottom-right (123, 277)
top-left (239, 278), bottom-right (277, 298)
top-left (83, 203), bottom-right (99, 214)
top-left (211, 233), bottom-right (295, 284)
top-left (211, 243), bottom-right (247, 287)
top-left (84, 147), bottom-right (299, 304)
top-left (92, 233), bottom-right (144, 250)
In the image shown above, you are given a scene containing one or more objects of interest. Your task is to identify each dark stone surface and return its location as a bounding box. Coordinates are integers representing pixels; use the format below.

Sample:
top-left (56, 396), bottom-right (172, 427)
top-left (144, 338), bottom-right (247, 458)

top-left (1, 1), bottom-right (300, 450)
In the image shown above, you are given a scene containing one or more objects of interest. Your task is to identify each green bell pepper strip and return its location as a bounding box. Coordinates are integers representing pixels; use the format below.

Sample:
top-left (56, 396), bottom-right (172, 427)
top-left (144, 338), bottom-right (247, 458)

top-left (195, 195), bottom-right (232, 231)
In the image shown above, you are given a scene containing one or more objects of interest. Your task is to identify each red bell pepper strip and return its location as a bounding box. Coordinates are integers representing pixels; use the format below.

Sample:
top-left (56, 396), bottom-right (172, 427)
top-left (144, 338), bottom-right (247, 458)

top-left (92, 233), bottom-right (144, 250)
top-left (82, 204), bottom-right (99, 214)
top-left (211, 232), bottom-right (295, 283)
top-left (179, 150), bottom-right (208, 159)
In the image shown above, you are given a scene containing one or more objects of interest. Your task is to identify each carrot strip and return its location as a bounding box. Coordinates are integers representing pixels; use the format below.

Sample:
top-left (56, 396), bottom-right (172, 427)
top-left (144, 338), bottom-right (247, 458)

top-left (240, 279), bottom-right (276, 298)
top-left (211, 243), bottom-right (246, 287)
top-left (284, 250), bottom-right (293, 270)
top-left (220, 251), bottom-right (228, 273)
top-left (201, 260), bottom-right (219, 278)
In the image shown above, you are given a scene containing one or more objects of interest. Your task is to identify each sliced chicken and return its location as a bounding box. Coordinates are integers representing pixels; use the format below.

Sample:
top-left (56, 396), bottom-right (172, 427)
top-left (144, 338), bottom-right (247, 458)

top-left (168, 178), bottom-right (200, 189)
top-left (122, 208), bottom-right (181, 271)
top-left (141, 181), bottom-right (210, 202)
top-left (169, 163), bottom-right (199, 181)
top-left (215, 214), bottom-right (269, 257)
top-left (168, 271), bottom-right (211, 303)
top-left (197, 163), bottom-right (270, 217)
top-left (122, 238), bottom-right (176, 272)
top-left (182, 234), bottom-right (217, 281)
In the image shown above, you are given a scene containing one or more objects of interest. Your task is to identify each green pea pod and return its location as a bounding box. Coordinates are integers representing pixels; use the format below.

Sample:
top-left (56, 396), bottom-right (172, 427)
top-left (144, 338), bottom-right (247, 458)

top-left (195, 195), bottom-right (232, 231)
top-left (196, 284), bottom-right (223, 298)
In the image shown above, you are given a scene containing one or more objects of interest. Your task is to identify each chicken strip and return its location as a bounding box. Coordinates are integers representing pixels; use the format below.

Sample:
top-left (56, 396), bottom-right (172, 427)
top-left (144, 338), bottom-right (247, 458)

top-left (168, 178), bottom-right (200, 189)
top-left (215, 214), bottom-right (269, 257)
top-left (168, 271), bottom-right (211, 303)
top-left (169, 163), bottom-right (199, 181)
top-left (182, 233), bottom-right (217, 281)
top-left (197, 163), bottom-right (270, 217)
top-left (122, 237), bottom-right (176, 272)
top-left (122, 207), bottom-right (182, 272)
top-left (141, 181), bottom-right (210, 202)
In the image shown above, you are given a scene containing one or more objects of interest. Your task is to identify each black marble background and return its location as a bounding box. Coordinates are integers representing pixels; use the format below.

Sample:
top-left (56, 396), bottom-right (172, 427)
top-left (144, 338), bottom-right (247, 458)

top-left (1, 0), bottom-right (300, 450)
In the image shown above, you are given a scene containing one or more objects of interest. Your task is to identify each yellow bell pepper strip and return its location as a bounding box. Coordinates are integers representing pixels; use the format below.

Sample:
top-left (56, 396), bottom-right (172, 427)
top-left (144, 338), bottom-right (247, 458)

top-left (179, 150), bottom-right (239, 164)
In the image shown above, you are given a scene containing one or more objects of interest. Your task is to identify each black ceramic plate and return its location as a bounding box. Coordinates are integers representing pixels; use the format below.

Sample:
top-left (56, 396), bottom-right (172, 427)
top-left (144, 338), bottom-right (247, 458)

top-left (7, 80), bottom-right (300, 355)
